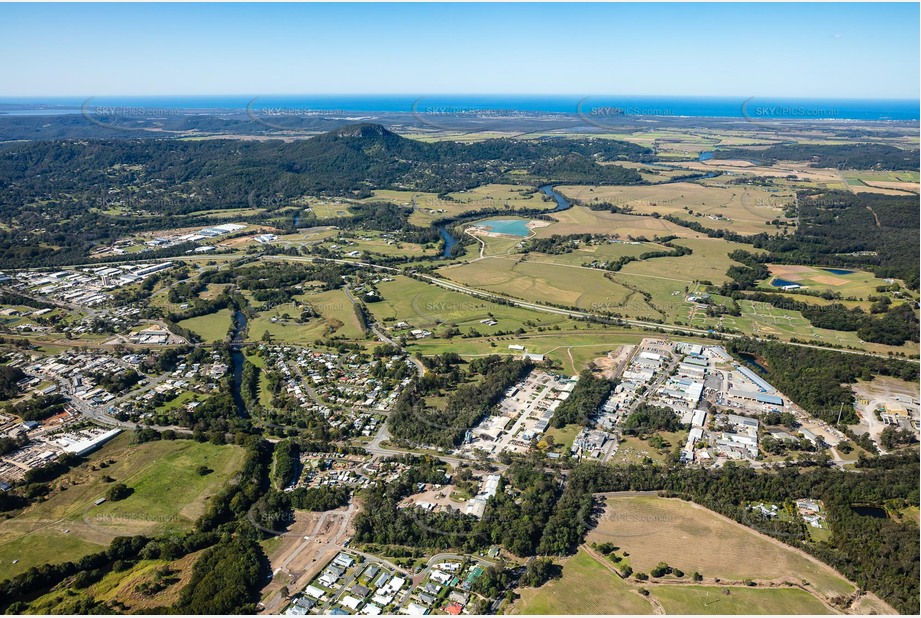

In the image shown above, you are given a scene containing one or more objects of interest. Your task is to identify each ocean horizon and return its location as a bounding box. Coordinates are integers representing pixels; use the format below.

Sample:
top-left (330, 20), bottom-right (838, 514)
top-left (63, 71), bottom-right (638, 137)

top-left (0, 94), bottom-right (918, 121)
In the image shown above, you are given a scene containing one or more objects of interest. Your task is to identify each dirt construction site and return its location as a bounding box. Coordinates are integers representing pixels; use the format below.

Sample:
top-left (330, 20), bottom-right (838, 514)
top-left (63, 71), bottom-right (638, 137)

top-left (259, 501), bottom-right (358, 614)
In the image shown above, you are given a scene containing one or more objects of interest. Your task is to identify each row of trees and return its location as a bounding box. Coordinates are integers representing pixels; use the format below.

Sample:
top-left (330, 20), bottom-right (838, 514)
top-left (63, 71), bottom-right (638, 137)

top-left (557, 451), bottom-right (919, 614)
top-left (550, 370), bottom-right (615, 427)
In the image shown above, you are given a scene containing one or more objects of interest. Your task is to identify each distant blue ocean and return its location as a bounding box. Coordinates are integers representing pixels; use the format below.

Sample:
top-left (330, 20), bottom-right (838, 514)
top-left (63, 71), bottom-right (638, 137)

top-left (0, 95), bottom-right (917, 120)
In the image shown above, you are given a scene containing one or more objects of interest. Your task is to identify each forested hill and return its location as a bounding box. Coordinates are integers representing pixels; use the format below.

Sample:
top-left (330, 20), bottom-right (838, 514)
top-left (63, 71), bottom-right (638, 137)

top-left (0, 123), bottom-right (650, 208)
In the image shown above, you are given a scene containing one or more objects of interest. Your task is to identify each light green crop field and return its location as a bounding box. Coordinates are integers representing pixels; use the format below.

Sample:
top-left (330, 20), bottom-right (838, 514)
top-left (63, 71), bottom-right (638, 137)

top-left (438, 256), bottom-right (635, 310)
top-left (651, 585), bottom-right (834, 614)
top-left (587, 495), bottom-right (856, 599)
top-left (177, 307), bottom-right (233, 342)
top-left (0, 434), bottom-right (245, 581)
top-left (534, 204), bottom-right (703, 239)
top-left (515, 549), bottom-right (654, 615)
top-left (555, 183), bottom-right (793, 235)
top-left (369, 275), bottom-right (578, 335)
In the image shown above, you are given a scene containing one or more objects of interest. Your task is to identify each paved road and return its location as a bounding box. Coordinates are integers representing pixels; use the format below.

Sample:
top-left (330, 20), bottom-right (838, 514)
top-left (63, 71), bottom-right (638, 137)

top-left (286, 359), bottom-right (327, 408)
top-left (396, 552), bottom-right (499, 612)
top-left (264, 255), bottom-right (917, 363)
top-left (52, 366), bottom-right (192, 432)
top-left (365, 421), bottom-right (509, 473)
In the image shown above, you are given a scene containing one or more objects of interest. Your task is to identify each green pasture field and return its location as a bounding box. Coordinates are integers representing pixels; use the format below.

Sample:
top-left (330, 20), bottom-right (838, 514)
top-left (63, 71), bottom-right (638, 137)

top-left (757, 264), bottom-right (906, 300)
top-left (521, 239), bottom-right (665, 267)
top-left (368, 275), bottom-right (579, 335)
top-left (409, 183), bottom-right (558, 227)
top-left (177, 307), bottom-right (233, 342)
top-left (246, 288), bottom-right (366, 344)
top-left (437, 256), bottom-right (635, 310)
top-left (0, 434), bottom-right (245, 581)
top-left (686, 299), bottom-right (920, 356)
top-left (324, 231), bottom-right (441, 258)
top-left (515, 548), bottom-right (653, 615)
top-left (650, 585), bottom-right (834, 614)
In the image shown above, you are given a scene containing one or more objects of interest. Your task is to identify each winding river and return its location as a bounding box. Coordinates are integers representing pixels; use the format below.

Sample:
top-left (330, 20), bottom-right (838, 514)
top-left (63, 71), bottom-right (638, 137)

top-left (437, 184), bottom-right (571, 258)
top-left (229, 310), bottom-right (248, 417)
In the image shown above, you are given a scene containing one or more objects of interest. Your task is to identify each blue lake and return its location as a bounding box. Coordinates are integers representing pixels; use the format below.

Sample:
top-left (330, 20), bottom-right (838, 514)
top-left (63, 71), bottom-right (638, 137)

top-left (477, 219), bottom-right (531, 237)
top-left (771, 278), bottom-right (800, 287)
top-left (822, 268), bottom-right (854, 275)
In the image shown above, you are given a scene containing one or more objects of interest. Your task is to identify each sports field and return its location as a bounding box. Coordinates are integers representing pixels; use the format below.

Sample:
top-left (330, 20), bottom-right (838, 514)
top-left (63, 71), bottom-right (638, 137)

top-left (0, 434), bottom-right (245, 581)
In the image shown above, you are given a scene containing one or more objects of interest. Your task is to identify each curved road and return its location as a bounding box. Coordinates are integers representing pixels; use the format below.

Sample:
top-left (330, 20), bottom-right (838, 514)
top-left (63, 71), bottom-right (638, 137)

top-left (265, 255), bottom-right (917, 363)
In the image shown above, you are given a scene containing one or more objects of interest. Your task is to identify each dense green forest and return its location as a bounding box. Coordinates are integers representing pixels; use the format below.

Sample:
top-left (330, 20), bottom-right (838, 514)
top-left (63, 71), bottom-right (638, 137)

top-left (771, 191), bottom-right (921, 289)
top-left (713, 143), bottom-right (919, 170)
top-left (0, 124), bottom-right (653, 267)
top-left (0, 364), bottom-right (25, 400)
top-left (664, 189), bottom-right (919, 290)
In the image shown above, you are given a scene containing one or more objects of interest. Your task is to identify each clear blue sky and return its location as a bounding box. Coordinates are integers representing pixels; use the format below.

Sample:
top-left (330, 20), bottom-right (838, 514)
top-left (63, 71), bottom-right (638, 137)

top-left (1, 2), bottom-right (918, 98)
